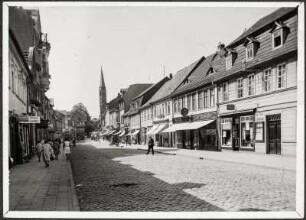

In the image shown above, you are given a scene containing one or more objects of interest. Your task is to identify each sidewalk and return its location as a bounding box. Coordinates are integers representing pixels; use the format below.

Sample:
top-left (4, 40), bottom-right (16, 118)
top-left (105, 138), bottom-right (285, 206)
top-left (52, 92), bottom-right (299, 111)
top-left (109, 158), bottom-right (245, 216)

top-left (9, 150), bottom-right (80, 211)
top-left (102, 141), bottom-right (296, 171)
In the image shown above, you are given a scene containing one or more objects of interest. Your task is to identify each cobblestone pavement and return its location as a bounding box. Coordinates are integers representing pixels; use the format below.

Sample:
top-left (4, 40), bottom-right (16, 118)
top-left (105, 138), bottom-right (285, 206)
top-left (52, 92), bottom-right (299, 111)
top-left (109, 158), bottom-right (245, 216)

top-left (71, 141), bottom-right (296, 211)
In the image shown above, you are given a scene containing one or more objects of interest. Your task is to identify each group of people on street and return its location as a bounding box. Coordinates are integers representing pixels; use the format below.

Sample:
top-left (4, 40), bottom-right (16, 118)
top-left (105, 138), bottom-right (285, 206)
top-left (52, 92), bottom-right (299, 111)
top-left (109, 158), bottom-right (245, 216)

top-left (36, 138), bottom-right (73, 167)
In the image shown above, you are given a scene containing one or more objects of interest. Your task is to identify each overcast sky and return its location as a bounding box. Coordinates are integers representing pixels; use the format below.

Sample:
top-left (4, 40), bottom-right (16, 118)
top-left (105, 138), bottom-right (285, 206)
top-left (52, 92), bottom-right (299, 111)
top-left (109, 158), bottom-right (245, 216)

top-left (36, 5), bottom-right (284, 118)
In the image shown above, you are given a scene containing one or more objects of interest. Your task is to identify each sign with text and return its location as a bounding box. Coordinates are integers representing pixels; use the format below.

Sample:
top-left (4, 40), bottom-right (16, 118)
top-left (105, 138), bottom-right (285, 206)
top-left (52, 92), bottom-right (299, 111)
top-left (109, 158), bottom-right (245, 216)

top-left (226, 104), bottom-right (235, 110)
top-left (18, 115), bottom-right (41, 124)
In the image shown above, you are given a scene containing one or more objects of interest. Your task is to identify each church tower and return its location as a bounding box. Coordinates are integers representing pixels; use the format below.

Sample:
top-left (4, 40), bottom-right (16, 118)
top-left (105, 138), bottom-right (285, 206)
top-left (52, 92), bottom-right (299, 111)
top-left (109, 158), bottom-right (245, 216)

top-left (99, 66), bottom-right (107, 128)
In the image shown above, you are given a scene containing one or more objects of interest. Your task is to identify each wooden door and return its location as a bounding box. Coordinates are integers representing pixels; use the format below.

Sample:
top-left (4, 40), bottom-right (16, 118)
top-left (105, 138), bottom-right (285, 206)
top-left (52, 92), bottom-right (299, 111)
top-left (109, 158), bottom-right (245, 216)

top-left (267, 115), bottom-right (281, 155)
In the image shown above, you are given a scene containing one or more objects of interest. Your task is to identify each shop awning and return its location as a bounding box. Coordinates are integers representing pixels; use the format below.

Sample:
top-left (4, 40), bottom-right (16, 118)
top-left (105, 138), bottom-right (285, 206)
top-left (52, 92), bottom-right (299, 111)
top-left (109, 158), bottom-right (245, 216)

top-left (101, 130), bottom-right (110, 136)
top-left (113, 131), bottom-right (122, 136)
top-left (119, 131), bottom-right (126, 136)
top-left (162, 123), bottom-right (190, 133)
top-left (219, 108), bottom-right (255, 117)
top-left (146, 125), bottom-right (159, 135)
top-left (131, 130), bottom-right (140, 136)
top-left (107, 130), bottom-right (116, 136)
top-left (183, 120), bottom-right (215, 130)
top-left (162, 120), bottom-right (215, 132)
top-left (151, 124), bottom-right (168, 135)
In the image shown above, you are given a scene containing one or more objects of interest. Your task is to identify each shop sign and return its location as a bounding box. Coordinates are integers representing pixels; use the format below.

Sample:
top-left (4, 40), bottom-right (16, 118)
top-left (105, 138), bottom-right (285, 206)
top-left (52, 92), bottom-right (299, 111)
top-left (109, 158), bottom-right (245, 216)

top-left (193, 111), bottom-right (217, 121)
top-left (18, 115), bottom-right (41, 124)
top-left (227, 104), bottom-right (235, 110)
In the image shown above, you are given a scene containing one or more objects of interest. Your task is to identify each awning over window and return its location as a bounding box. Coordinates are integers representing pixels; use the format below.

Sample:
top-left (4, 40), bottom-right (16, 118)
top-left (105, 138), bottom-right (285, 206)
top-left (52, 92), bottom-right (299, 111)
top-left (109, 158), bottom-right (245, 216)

top-left (131, 130), bottom-right (140, 136)
top-left (162, 123), bottom-right (190, 133)
top-left (113, 131), bottom-right (122, 136)
top-left (151, 124), bottom-right (168, 135)
top-left (162, 120), bottom-right (215, 132)
top-left (119, 131), bottom-right (126, 136)
top-left (146, 125), bottom-right (159, 135)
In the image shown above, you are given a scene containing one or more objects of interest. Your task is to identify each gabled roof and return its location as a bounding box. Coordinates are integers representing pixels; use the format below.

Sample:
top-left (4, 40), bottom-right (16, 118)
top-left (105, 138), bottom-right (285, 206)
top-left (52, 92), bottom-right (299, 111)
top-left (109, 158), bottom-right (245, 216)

top-left (140, 57), bottom-right (205, 108)
top-left (107, 95), bottom-right (122, 111)
top-left (122, 83), bottom-right (152, 112)
top-left (228, 7), bottom-right (297, 47)
top-left (171, 54), bottom-right (216, 97)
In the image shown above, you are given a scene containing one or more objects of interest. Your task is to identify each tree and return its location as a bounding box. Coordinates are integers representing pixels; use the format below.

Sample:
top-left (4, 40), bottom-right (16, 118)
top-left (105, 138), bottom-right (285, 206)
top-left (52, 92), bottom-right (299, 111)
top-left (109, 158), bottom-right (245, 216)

top-left (70, 103), bottom-right (90, 125)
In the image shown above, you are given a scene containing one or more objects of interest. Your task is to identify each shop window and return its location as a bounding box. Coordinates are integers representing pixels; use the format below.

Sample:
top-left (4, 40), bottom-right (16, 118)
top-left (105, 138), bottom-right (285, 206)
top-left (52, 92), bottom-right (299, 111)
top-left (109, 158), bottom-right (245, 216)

top-left (262, 68), bottom-right (272, 92)
top-left (276, 63), bottom-right (286, 89)
top-left (240, 115), bottom-right (254, 148)
top-left (248, 74), bottom-right (255, 96)
top-left (255, 122), bottom-right (265, 142)
top-left (221, 118), bottom-right (232, 148)
top-left (210, 88), bottom-right (215, 107)
top-left (237, 78), bottom-right (244, 98)
top-left (198, 91), bottom-right (204, 109)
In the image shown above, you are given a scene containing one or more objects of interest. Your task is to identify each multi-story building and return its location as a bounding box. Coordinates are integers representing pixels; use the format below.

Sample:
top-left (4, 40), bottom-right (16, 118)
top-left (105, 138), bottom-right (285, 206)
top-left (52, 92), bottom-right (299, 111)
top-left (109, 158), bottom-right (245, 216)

top-left (169, 54), bottom-right (219, 150)
top-left (213, 7), bottom-right (298, 156)
top-left (9, 7), bottom-right (51, 164)
top-left (123, 77), bottom-right (169, 144)
top-left (140, 57), bottom-right (204, 147)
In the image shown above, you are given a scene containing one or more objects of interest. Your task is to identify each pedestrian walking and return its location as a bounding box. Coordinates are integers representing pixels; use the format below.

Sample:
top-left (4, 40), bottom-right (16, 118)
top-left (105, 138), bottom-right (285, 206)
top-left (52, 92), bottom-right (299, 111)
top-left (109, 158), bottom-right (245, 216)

top-left (42, 140), bottom-right (54, 167)
top-left (146, 137), bottom-right (154, 155)
top-left (53, 139), bottom-right (60, 160)
top-left (64, 138), bottom-right (71, 160)
top-left (36, 140), bottom-right (44, 162)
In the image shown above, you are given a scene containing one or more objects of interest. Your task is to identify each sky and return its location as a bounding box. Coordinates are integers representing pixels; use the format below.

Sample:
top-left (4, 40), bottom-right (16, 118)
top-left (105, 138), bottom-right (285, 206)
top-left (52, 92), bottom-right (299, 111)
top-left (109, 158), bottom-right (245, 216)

top-left (35, 5), bottom-right (283, 118)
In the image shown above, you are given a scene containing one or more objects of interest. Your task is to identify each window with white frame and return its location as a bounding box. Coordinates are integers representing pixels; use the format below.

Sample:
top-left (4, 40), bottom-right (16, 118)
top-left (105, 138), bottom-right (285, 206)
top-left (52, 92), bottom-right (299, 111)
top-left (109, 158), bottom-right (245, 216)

top-left (174, 99), bottom-right (178, 113)
top-left (225, 55), bottom-right (232, 70)
top-left (187, 95), bottom-right (191, 110)
top-left (276, 63), bottom-right (286, 89)
top-left (237, 78), bottom-right (244, 98)
top-left (167, 101), bottom-right (170, 114)
top-left (248, 74), bottom-right (255, 96)
top-left (263, 69), bottom-right (272, 92)
top-left (272, 29), bottom-right (283, 49)
top-left (182, 97), bottom-right (186, 108)
top-left (204, 90), bottom-right (209, 108)
top-left (210, 88), bottom-right (215, 107)
top-left (198, 91), bottom-right (204, 109)
top-left (192, 93), bottom-right (197, 111)
top-left (178, 98), bottom-right (182, 112)
top-left (222, 82), bottom-right (228, 102)
top-left (246, 44), bottom-right (254, 61)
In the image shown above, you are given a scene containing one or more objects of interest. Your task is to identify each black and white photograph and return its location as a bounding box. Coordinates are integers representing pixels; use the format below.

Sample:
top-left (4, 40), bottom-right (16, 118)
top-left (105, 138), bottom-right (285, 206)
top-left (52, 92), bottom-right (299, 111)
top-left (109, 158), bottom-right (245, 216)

top-left (2, 1), bottom-right (305, 219)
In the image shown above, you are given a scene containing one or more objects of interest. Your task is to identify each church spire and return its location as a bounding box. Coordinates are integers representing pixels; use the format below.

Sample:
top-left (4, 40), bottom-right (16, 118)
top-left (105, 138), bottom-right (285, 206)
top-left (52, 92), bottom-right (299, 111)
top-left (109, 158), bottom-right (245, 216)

top-left (100, 66), bottom-right (106, 88)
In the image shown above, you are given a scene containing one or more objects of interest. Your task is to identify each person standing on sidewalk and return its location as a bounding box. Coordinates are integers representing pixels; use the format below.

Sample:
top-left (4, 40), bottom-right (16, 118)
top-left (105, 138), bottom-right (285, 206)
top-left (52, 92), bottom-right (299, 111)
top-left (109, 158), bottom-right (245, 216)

top-left (42, 140), bottom-right (54, 167)
top-left (64, 138), bottom-right (71, 160)
top-left (146, 137), bottom-right (154, 155)
top-left (36, 140), bottom-right (44, 162)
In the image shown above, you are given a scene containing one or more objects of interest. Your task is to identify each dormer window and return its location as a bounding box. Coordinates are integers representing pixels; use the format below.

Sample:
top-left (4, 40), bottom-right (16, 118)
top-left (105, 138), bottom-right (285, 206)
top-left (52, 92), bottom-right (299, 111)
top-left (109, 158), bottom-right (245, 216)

top-left (246, 44), bottom-right (254, 61)
top-left (270, 21), bottom-right (289, 50)
top-left (273, 29), bottom-right (283, 49)
top-left (207, 67), bottom-right (215, 75)
top-left (225, 55), bottom-right (232, 70)
top-left (244, 37), bottom-right (259, 61)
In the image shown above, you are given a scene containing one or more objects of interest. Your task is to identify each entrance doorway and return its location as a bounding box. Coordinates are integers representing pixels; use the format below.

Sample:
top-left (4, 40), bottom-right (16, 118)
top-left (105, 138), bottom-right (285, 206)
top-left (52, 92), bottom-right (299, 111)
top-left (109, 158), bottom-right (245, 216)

top-left (267, 114), bottom-right (281, 155)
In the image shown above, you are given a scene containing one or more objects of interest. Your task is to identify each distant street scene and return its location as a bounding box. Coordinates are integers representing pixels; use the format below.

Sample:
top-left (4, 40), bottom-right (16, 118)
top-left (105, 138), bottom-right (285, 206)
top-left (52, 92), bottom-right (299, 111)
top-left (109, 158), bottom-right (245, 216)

top-left (5, 2), bottom-right (303, 218)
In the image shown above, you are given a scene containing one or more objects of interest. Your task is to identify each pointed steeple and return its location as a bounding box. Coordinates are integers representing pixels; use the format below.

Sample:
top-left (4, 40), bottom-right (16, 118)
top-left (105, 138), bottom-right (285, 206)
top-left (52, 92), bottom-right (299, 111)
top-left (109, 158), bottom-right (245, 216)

top-left (100, 66), bottom-right (106, 88)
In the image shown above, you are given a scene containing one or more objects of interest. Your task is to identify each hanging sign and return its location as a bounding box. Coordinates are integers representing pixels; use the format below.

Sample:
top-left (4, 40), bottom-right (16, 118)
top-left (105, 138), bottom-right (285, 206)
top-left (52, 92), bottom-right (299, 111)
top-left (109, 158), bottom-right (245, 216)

top-left (18, 115), bottom-right (41, 124)
top-left (181, 107), bottom-right (189, 117)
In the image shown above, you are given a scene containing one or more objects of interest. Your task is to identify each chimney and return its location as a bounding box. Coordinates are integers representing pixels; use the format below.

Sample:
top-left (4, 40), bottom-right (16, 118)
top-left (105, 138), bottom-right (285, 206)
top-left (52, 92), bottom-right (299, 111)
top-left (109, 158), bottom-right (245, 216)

top-left (217, 42), bottom-right (225, 51)
top-left (169, 73), bottom-right (173, 79)
top-left (217, 42), bottom-right (226, 57)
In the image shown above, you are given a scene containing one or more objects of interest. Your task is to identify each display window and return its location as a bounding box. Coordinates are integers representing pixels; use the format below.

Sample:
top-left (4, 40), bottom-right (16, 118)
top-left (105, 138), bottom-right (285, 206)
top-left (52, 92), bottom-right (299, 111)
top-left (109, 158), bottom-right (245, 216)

top-left (240, 115), bottom-right (254, 148)
top-left (221, 118), bottom-right (232, 148)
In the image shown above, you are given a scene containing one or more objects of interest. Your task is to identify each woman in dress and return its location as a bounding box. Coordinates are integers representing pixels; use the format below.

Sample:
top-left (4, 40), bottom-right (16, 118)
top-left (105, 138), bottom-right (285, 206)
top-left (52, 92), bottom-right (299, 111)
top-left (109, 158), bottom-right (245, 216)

top-left (42, 140), bottom-right (54, 167)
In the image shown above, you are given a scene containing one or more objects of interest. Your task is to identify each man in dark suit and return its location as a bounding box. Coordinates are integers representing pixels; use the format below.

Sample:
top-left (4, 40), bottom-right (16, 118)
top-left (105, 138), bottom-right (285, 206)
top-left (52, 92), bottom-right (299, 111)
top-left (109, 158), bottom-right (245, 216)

top-left (146, 137), bottom-right (154, 155)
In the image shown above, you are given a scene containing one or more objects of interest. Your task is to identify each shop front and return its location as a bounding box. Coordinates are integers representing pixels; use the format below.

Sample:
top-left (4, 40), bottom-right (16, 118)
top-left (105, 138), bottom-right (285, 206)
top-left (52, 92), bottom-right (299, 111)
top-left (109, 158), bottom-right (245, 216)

top-left (219, 107), bottom-right (256, 151)
top-left (165, 111), bottom-right (218, 151)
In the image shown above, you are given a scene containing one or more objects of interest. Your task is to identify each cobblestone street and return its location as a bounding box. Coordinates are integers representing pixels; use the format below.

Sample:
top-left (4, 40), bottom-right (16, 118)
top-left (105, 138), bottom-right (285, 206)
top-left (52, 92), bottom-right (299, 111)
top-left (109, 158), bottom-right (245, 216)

top-left (71, 140), bottom-right (296, 212)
